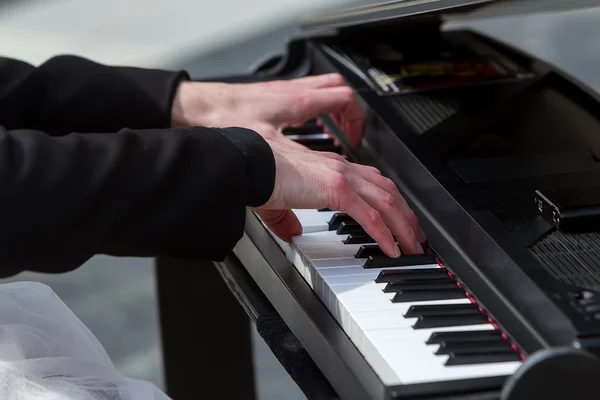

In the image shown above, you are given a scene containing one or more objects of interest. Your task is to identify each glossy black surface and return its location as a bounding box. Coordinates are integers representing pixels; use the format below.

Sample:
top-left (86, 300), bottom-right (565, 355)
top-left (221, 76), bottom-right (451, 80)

top-left (230, 1), bottom-right (600, 398)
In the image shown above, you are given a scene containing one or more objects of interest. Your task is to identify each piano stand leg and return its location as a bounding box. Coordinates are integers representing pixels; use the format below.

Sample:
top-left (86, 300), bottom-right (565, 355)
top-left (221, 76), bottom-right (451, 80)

top-left (155, 257), bottom-right (256, 400)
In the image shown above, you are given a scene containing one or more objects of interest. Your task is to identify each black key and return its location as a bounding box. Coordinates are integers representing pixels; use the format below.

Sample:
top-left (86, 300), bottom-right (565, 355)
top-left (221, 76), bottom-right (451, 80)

top-left (375, 268), bottom-right (449, 283)
top-left (435, 340), bottom-right (513, 355)
top-left (318, 208), bottom-right (333, 212)
top-left (384, 280), bottom-right (458, 293)
top-left (404, 304), bottom-right (479, 318)
top-left (293, 133), bottom-right (333, 146)
top-left (337, 221), bottom-right (365, 235)
top-left (427, 330), bottom-right (503, 345)
top-left (282, 120), bottom-right (320, 135)
top-left (413, 314), bottom-right (488, 329)
top-left (355, 244), bottom-right (386, 258)
top-left (344, 234), bottom-right (375, 244)
top-left (364, 254), bottom-right (437, 269)
top-left (392, 288), bottom-right (465, 303)
top-left (382, 277), bottom-right (453, 291)
top-left (328, 213), bottom-right (354, 230)
top-left (445, 351), bottom-right (521, 366)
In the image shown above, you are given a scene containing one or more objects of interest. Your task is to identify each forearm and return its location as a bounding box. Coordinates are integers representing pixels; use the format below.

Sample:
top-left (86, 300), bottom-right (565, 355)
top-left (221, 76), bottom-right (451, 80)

top-left (0, 55), bottom-right (188, 134)
top-left (0, 125), bottom-right (274, 276)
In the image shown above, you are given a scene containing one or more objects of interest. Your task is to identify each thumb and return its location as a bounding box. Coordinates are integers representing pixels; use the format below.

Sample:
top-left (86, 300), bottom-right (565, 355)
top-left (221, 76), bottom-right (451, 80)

top-left (255, 209), bottom-right (302, 243)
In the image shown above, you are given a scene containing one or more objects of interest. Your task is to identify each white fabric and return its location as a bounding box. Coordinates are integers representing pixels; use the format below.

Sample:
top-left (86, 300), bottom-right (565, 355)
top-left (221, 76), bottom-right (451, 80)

top-left (0, 281), bottom-right (170, 400)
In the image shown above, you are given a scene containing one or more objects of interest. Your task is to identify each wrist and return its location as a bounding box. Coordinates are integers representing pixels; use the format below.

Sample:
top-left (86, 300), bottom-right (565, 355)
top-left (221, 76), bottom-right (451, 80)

top-left (170, 81), bottom-right (220, 128)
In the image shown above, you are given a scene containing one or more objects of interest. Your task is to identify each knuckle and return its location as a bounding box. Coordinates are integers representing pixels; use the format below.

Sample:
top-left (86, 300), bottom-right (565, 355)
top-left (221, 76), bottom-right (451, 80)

top-left (329, 73), bottom-right (346, 86)
top-left (380, 177), bottom-right (398, 193)
top-left (381, 192), bottom-right (397, 209)
top-left (329, 158), bottom-right (348, 173)
top-left (330, 172), bottom-right (351, 192)
top-left (328, 152), bottom-right (346, 163)
top-left (365, 165), bottom-right (381, 175)
top-left (338, 86), bottom-right (354, 102)
top-left (366, 208), bottom-right (383, 226)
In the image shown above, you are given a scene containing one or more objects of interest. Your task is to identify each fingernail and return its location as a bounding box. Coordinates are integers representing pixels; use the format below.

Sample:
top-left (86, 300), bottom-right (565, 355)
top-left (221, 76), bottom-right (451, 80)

top-left (414, 240), bottom-right (424, 254)
top-left (393, 244), bottom-right (401, 258)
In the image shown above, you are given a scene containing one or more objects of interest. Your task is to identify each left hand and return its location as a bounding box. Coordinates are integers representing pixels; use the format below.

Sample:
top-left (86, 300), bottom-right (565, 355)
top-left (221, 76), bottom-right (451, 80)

top-left (170, 73), bottom-right (365, 148)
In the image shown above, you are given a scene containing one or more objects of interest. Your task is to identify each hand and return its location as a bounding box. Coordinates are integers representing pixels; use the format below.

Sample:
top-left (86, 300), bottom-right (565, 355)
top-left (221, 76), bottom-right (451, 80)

top-left (171, 73), bottom-right (365, 148)
top-left (253, 140), bottom-right (426, 257)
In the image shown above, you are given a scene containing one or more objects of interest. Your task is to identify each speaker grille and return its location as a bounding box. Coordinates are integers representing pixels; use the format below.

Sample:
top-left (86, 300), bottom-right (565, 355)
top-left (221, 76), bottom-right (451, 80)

top-left (389, 94), bottom-right (463, 134)
top-left (530, 230), bottom-right (600, 291)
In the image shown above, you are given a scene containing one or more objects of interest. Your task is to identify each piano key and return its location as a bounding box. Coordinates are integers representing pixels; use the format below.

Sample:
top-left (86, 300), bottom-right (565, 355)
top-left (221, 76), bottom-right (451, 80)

top-left (282, 120), bottom-right (320, 135)
top-left (445, 352), bottom-right (522, 366)
top-left (426, 330), bottom-right (504, 345)
top-left (363, 326), bottom-right (521, 384)
top-left (292, 209), bottom-right (337, 233)
top-left (413, 314), bottom-right (489, 329)
top-left (382, 277), bottom-right (453, 291)
top-left (337, 221), bottom-right (365, 235)
top-left (375, 268), bottom-right (450, 283)
top-left (392, 288), bottom-right (466, 303)
top-left (284, 132), bottom-right (331, 143)
top-left (350, 302), bottom-right (475, 330)
top-left (330, 286), bottom-right (470, 313)
top-left (384, 280), bottom-right (458, 293)
top-left (355, 244), bottom-right (386, 258)
top-left (404, 304), bottom-right (480, 318)
top-left (292, 230), bottom-right (346, 245)
top-left (297, 242), bottom-right (365, 260)
top-left (317, 261), bottom-right (439, 277)
top-left (435, 340), bottom-right (513, 355)
top-left (328, 213), bottom-right (354, 231)
top-left (276, 216), bottom-right (523, 386)
top-left (343, 234), bottom-right (375, 244)
top-left (318, 208), bottom-right (333, 212)
top-left (365, 254), bottom-right (437, 269)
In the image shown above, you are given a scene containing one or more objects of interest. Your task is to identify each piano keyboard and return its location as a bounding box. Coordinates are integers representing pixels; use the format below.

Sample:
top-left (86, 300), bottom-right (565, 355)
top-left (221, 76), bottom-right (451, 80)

top-left (259, 121), bottom-right (524, 387)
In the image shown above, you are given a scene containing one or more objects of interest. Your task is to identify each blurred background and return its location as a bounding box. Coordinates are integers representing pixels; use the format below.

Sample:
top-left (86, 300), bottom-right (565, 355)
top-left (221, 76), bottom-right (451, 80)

top-left (0, 1), bottom-right (364, 399)
top-left (1, 0), bottom-right (600, 399)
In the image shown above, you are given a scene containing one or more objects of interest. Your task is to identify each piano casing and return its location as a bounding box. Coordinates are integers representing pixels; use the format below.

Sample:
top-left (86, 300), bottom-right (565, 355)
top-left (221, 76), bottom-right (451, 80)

top-left (217, 1), bottom-right (600, 398)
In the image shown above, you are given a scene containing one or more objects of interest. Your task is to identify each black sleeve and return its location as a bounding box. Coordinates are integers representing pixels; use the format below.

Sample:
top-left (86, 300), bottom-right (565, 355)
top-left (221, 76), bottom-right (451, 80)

top-left (0, 125), bottom-right (275, 277)
top-left (0, 55), bottom-right (189, 134)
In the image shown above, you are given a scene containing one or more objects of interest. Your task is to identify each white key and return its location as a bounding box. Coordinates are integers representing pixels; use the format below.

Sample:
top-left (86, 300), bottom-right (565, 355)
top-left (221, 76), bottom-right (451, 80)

top-left (292, 230), bottom-right (347, 245)
top-left (364, 326), bottom-right (521, 385)
top-left (263, 216), bottom-right (523, 387)
top-left (292, 209), bottom-right (337, 233)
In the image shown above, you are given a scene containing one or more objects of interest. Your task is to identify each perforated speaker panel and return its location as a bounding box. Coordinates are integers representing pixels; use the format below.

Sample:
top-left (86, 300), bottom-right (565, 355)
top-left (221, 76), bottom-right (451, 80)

top-left (529, 230), bottom-right (600, 291)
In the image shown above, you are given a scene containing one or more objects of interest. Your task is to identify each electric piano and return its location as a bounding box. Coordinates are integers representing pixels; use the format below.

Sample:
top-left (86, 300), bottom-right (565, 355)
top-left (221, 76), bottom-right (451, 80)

top-left (159, 1), bottom-right (600, 399)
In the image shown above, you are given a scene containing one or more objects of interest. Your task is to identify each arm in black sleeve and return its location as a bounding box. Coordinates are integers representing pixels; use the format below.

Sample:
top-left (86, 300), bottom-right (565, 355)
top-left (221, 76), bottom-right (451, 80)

top-left (0, 55), bottom-right (188, 134)
top-left (0, 125), bottom-right (275, 276)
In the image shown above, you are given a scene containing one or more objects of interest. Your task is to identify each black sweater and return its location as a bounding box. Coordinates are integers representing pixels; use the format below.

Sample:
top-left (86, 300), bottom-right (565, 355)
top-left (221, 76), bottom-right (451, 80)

top-left (0, 55), bottom-right (275, 276)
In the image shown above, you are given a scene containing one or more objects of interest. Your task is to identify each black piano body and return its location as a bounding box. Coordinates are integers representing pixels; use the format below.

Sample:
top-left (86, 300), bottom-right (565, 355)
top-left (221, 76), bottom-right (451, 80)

top-left (185, 1), bottom-right (600, 399)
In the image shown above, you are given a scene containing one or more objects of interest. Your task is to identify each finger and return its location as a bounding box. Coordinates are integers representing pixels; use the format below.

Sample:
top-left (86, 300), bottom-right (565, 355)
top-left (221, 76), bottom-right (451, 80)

top-left (283, 73), bottom-right (346, 90)
top-left (351, 165), bottom-right (426, 243)
top-left (256, 209), bottom-right (302, 243)
top-left (348, 174), bottom-right (423, 254)
top-left (330, 176), bottom-right (399, 258)
top-left (291, 87), bottom-right (364, 148)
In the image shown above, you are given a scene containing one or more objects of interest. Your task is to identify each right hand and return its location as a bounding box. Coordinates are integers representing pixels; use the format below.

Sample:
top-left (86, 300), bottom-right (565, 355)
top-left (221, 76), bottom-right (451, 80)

top-left (254, 140), bottom-right (426, 257)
